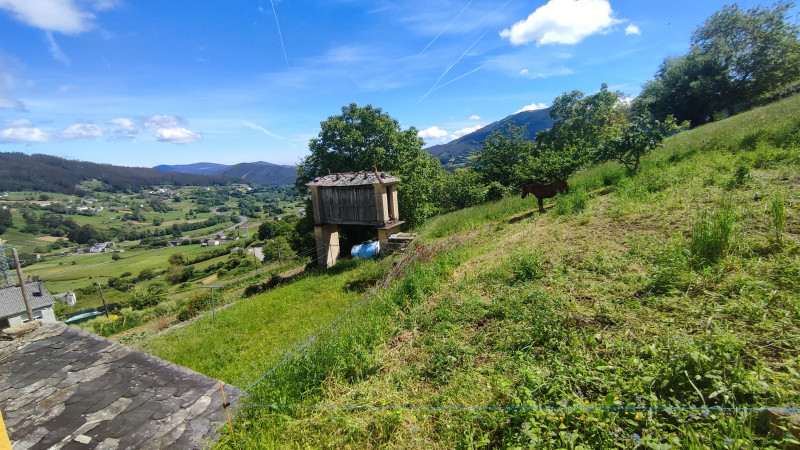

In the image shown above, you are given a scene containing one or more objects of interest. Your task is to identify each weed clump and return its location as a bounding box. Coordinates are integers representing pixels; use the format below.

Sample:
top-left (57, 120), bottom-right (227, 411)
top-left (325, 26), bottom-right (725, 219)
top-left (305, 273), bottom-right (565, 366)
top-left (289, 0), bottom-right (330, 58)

top-left (554, 187), bottom-right (588, 216)
top-left (768, 192), bottom-right (786, 249)
top-left (689, 205), bottom-right (737, 268)
top-left (648, 242), bottom-right (693, 294)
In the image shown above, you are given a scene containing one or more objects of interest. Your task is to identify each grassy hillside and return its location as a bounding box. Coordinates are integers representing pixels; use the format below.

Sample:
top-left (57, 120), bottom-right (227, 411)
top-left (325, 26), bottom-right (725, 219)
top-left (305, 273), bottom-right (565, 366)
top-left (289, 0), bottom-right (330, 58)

top-left (145, 95), bottom-right (800, 447)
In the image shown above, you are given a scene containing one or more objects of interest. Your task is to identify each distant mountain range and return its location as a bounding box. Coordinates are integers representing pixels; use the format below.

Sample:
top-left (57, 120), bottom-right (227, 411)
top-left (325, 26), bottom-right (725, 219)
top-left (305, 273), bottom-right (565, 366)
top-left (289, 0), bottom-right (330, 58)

top-left (152, 108), bottom-right (554, 182)
top-left (0, 152), bottom-right (230, 195)
top-left (154, 161), bottom-right (298, 186)
top-left (425, 108), bottom-right (554, 166)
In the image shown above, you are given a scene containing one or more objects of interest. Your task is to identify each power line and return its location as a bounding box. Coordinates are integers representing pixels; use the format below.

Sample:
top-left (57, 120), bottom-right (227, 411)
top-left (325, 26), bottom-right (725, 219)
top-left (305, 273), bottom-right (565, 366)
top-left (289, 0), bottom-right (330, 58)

top-left (234, 404), bottom-right (798, 413)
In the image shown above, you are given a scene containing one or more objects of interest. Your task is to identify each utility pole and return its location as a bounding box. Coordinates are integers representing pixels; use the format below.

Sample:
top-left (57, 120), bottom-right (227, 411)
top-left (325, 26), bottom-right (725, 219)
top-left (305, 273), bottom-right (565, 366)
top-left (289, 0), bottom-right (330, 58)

top-left (96, 282), bottom-right (111, 322)
top-left (11, 249), bottom-right (34, 322)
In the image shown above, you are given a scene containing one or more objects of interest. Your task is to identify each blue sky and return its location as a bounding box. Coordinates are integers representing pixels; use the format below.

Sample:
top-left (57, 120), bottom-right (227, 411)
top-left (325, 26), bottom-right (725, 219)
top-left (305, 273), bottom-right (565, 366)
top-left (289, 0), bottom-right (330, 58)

top-left (0, 0), bottom-right (795, 167)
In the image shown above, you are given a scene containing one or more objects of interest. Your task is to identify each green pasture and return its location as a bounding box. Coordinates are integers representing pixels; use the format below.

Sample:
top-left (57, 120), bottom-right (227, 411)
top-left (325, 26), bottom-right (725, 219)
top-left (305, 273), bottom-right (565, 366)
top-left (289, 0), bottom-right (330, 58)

top-left (138, 261), bottom-right (375, 386)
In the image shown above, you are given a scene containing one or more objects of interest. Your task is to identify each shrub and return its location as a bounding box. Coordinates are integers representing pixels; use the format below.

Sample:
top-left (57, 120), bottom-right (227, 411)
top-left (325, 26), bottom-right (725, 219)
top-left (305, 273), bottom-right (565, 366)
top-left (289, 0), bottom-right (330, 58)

top-left (175, 291), bottom-right (212, 322)
top-left (125, 286), bottom-right (163, 310)
top-left (485, 182), bottom-right (509, 202)
top-left (554, 187), bottom-right (588, 216)
top-left (136, 268), bottom-right (155, 281)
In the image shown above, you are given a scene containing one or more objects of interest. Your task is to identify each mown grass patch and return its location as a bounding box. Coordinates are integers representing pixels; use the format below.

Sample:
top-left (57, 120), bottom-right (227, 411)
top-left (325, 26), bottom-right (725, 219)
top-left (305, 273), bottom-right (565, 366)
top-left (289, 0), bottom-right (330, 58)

top-left (203, 96), bottom-right (800, 448)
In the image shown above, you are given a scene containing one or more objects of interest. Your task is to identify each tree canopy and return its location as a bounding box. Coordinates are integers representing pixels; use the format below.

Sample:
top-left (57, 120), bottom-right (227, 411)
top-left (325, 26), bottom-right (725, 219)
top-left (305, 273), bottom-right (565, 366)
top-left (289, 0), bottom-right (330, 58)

top-left (532, 84), bottom-right (626, 181)
top-left (472, 123), bottom-right (536, 189)
top-left (642, 2), bottom-right (800, 125)
top-left (595, 100), bottom-right (689, 175)
top-left (296, 103), bottom-right (442, 227)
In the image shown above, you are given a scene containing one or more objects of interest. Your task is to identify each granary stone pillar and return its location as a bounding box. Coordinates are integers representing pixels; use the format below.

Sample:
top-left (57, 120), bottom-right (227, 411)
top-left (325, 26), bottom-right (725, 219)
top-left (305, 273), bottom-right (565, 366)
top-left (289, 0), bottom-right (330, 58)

top-left (314, 224), bottom-right (340, 268)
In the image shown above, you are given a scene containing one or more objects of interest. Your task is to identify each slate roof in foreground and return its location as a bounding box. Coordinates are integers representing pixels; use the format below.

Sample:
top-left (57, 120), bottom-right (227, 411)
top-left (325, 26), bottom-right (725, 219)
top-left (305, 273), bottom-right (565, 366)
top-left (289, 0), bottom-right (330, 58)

top-left (0, 322), bottom-right (237, 449)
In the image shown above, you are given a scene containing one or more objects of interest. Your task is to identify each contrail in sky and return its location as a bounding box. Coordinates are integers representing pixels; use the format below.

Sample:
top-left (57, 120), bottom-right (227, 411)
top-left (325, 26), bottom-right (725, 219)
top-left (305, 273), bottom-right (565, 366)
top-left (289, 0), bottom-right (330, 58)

top-left (419, 0), bottom-right (472, 55)
top-left (242, 120), bottom-right (285, 139)
top-left (428, 63), bottom-right (486, 94)
top-left (418, 31), bottom-right (487, 103)
top-left (269, 0), bottom-right (290, 69)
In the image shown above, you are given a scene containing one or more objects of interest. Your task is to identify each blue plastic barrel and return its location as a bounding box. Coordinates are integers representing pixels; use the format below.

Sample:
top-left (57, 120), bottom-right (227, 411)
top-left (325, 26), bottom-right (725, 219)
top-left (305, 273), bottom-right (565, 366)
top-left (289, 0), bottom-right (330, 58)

top-left (351, 241), bottom-right (380, 259)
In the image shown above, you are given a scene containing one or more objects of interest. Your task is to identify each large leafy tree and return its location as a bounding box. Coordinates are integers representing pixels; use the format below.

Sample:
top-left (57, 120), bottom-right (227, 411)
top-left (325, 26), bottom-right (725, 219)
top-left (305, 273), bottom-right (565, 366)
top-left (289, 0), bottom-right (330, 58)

top-left (532, 84), bottom-right (626, 181)
top-left (296, 103), bottom-right (442, 227)
top-left (642, 2), bottom-right (800, 125)
top-left (693, 2), bottom-right (800, 104)
top-left (640, 53), bottom-right (730, 126)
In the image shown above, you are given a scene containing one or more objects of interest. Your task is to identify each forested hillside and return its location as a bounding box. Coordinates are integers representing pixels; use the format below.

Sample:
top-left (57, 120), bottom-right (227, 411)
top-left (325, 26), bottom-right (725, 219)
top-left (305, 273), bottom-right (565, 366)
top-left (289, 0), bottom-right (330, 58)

top-left (0, 152), bottom-right (230, 194)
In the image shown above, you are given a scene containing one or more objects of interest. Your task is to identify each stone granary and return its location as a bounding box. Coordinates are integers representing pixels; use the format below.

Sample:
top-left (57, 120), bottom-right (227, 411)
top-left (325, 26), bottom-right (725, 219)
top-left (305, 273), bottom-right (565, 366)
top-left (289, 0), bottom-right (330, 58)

top-left (306, 171), bottom-right (403, 268)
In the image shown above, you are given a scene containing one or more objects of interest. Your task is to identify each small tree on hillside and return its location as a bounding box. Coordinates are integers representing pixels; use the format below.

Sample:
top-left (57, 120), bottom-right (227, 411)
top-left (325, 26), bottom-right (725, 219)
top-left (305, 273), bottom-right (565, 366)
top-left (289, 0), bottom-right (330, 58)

top-left (595, 100), bottom-right (689, 175)
top-left (531, 84), bottom-right (626, 182)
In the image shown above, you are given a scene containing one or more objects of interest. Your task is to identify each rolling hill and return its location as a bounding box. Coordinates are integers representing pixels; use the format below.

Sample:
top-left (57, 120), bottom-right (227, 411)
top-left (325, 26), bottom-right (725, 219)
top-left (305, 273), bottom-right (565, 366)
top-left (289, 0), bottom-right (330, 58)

top-left (154, 160), bottom-right (297, 185)
top-left (216, 162), bottom-right (297, 185)
top-left (152, 162), bottom-right (231, 175)
top-left (425, 108), bottom-right (554, 166)
top-left (0, 152), bottom-right (229, 194)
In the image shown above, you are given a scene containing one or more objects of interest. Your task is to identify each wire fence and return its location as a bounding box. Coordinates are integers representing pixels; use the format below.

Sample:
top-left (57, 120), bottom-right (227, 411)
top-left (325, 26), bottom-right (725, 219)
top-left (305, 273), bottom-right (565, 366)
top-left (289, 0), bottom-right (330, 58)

top-left (223, 241), bottom-right (797, 425)
top-left (232, 403), bottom-right (798, 413)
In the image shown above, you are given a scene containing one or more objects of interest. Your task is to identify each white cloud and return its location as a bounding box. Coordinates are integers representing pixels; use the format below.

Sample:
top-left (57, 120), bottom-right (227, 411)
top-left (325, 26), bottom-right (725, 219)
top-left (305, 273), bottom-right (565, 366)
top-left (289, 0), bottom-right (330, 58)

top-left (108, 118), bottom-right (137, 132)
top-left (625, 24), bottom-right (640, 35)
top-left (500, 0), bottom-right (622, 46)
top-left (107, 118), bottom-right (137, 141)
top-left (516, 102), bottom-right (549, 113)
top-left (0, 119), bottom-right (49, 143)
top-left (0, 0), bottom-right (97, 34)
top-left (144, 114), bottom-right (183, 129)
top-left (155, 127), bottom-right (202, 144)
top-left (45, 31), bottom-right (71, 65)
top-left (451, 125), bottom-right (483, 140)
top-left (242, 120), bottom-right (284, 139)
top-left (417, 126), bottom-right (449, 144)
top-left (469, 115), bottom-right (481, 120)
top-left (616, 96), bottom-right (634, 108)
top-left (61, 123), bottom-right (102, 140)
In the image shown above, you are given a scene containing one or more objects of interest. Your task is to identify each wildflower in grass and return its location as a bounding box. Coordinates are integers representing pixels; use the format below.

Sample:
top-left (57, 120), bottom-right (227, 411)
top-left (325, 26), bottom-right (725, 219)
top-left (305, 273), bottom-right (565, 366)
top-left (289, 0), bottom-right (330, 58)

top-left (633, 433), bottom-right (641, 443)
top-left (724, 439), bottom-right (732, 445)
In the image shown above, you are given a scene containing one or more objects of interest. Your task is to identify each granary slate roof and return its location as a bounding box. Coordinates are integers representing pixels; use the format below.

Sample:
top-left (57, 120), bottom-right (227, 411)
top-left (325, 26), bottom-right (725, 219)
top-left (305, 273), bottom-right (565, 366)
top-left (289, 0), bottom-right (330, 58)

top-left (306, 171), bottom-right (401, 187)
top-left (0, 282), bottom-right (55, 318)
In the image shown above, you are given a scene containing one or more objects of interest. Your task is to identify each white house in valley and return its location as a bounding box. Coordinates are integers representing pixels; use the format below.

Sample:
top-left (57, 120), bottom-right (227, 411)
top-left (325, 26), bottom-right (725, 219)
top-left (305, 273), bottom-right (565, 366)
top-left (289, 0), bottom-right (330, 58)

top-left (0, 282), bottom-right (57, 329)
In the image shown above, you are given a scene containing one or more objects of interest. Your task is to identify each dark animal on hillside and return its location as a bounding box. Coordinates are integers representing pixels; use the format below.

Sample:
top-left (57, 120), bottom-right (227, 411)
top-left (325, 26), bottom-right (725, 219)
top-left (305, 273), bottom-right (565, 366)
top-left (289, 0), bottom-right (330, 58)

top-left (521, 179), bottom-right (569, 213)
